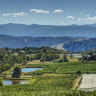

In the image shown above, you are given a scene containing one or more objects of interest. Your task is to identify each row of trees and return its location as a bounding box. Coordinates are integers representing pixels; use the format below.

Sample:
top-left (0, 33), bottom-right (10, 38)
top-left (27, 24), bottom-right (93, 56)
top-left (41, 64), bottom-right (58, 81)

top-left (0, 47), bottom-right (68, 55)
top-left (79, 50), bottom-right (96, 61)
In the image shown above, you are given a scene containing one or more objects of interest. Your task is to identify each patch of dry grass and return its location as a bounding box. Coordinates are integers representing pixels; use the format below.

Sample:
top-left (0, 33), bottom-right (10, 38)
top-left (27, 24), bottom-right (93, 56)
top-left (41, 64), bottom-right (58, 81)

top-left (67, 56), bottom-right (78, 62)
top-left (60, 54), bottom-right (78, 62)
top-left (43, 74), bottom-right (70, 76)
top-left (27, 60), bottom-right (41, 64)
top-left (27, 60), bottom-right (52, 64)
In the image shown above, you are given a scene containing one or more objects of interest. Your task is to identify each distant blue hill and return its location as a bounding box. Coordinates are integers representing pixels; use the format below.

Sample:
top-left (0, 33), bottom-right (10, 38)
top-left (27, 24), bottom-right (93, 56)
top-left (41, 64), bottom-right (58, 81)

top-left (0, 23), bottom-right (96, 38)
top-left (0, 35), bottom-right (75, 48)
top-left (0, 34), bottom-right (95, 52)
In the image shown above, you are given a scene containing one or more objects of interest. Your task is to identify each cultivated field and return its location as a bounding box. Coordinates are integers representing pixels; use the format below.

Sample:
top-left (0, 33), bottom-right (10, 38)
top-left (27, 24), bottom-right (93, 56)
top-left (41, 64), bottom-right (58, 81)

top-left (0, 75), bottom-right (76, 96)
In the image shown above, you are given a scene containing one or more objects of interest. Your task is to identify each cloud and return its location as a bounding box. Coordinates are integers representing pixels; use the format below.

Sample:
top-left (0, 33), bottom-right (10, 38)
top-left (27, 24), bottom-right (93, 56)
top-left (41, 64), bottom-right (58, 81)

top-left (67, 16), bottom-right (74, 20)
top-left (29, 9), bottom-right (49, 14)
top-left (86, 16), bottom-right (96, 21)
top-left (93, 16), bottom-right (96, 20)
top-left (3, 12), bottom-right (28, 17)
top-left (77, 16), bottom-right (96, 22)
top-left (78, 16), bottom-right (96, 21)
top-left (87, 17), bottom-right (92, 20)
top-left (3, 13), bottom-right (11, 16)
top-left (53, 9), bottom-right (64, 14)
top-left (12, 12), bottom-right (27, 17)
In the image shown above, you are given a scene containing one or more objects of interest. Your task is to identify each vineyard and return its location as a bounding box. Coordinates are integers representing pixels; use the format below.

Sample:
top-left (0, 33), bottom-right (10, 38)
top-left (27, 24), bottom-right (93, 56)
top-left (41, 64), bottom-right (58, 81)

top-left (0, 75), bottom-right (76, 96)
top-left (1, 60), bottom-right (96, 96)
top-left (26, 61), bottom-right (96, 76)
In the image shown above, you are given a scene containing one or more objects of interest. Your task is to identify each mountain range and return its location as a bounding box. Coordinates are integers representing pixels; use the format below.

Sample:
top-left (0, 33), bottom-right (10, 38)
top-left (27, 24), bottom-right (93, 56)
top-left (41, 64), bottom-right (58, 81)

top-left (63, 38), bottom-right (96, 52)
top-left (0, 35), bottom-right (76, 48)
top-left (0, 23), bottom-right (96, 52)
top-left (0, 23), bottom-right (96, 38)
top-left (0, 34), bottom-right (96, 52)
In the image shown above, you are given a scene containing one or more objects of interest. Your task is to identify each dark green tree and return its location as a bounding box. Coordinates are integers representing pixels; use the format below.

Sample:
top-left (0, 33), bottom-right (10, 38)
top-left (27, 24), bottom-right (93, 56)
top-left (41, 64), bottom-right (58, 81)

top-left (70, 53), bottom-right (73, 59)
top-left (12, 67), bottom-right (21, 78)
top-left (76, 70), bottom-right (82, 75)
top-left (0, 78), bottom-right (4, 87)
top-left (40, 56), bottom-right (45, 63)
top-left (58, 59), bottom-right (64, 63)
top-left (63, 54), bottom-right (69, 62)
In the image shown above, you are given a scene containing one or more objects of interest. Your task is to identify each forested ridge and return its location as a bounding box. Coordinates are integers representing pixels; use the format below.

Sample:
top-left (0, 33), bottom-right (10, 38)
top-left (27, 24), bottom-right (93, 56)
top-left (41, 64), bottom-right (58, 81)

top-left (0, 47), bottom-right (68, 73)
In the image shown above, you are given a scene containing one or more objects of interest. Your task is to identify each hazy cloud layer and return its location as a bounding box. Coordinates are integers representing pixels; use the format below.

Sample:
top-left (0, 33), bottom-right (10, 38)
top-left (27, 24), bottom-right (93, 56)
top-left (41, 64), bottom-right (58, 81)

top-left (3, 12), bottom-right (28, 17)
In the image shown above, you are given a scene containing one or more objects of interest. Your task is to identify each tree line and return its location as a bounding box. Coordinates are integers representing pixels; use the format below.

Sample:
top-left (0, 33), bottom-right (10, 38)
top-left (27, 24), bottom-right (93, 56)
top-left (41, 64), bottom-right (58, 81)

top-left (0, 47), bottom-right (69, 73)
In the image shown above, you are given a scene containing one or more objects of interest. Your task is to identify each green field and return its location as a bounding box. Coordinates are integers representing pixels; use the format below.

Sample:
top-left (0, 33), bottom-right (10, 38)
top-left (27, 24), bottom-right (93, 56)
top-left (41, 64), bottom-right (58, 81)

top-left (26, 61), bottom-right (96, 76)
top-left (1, 61), bottom-right (96, 96)
top-left (56, 61), bottom-right (96, 74)
top-left (0, 75), bottom-right (76, 96)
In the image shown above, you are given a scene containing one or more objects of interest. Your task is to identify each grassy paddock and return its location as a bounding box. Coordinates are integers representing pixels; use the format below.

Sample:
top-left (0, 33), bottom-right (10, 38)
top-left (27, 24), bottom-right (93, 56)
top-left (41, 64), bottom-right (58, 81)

top-left (56, 61), bottom-right (96, 74)
top-left (25, 61), bottom-right (96, 76)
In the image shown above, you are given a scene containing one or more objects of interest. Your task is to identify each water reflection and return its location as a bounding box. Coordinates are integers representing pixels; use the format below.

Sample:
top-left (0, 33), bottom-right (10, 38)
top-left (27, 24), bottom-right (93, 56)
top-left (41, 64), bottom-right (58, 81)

top-left (3, 80), bottom-right (28, 85)
top-left (21, 68), bottom-right (43, 73)
top-left (11, 68), bottom-right (43, 74)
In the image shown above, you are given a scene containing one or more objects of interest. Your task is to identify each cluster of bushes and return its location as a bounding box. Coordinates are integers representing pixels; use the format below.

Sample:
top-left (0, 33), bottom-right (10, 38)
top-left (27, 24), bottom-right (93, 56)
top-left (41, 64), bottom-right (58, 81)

top-left (79, 50), bottom-right (96, 61)
top-left (58, 55), bottom-right (69, 63)
top-left (0, 54), bottom-right (33, 73)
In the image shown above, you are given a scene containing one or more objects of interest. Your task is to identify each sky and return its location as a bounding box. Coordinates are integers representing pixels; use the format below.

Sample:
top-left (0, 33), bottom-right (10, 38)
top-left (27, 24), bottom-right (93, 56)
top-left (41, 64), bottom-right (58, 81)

top-left (0, 0), bottom-right (96, 25)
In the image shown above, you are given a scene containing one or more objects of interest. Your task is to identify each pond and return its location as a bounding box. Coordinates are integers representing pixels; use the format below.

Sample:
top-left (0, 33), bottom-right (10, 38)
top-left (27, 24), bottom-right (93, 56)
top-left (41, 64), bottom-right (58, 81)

top-left (66, 54), bottom-right (82, 58)
top-left (3, 80), bottom-right (28, 85)
top-left (21, 68), bottom-right (43, 73)
top-left (11, 68), bottom-right (43, 73)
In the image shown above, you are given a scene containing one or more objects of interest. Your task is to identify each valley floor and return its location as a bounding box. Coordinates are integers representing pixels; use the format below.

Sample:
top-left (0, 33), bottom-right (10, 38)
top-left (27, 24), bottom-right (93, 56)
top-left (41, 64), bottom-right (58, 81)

top-left (1, 61), bottom-right (96, 96)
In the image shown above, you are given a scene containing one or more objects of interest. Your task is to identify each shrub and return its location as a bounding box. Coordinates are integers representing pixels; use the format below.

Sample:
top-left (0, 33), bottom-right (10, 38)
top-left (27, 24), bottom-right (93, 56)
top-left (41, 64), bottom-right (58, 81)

top-left (0, 78), bottom-right (4, 87)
